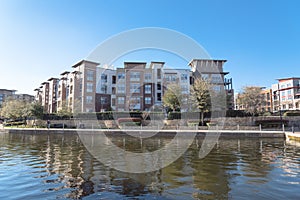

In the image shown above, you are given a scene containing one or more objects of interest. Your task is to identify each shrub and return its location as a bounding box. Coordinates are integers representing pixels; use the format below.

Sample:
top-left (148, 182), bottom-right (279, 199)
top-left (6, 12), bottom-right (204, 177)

top-left (117, 118), bottom-right (141, 126)
top-left (284, 111), bottom-right (300, 116)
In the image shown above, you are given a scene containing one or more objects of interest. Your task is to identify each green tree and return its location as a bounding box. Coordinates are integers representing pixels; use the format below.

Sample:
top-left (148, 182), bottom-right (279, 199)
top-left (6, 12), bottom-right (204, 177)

top-left (30, 102), bottom-right (44, 119)
top-left (57, 100), bottom-right (72, 119)
top-left (162, 84), bottom-right (183, 112)
top-left (190, 78), bottom-right (212, 126)
top-left (237, 86), bottom-right (266, 116)
top-left (0, 99), bottom-right (31, 120)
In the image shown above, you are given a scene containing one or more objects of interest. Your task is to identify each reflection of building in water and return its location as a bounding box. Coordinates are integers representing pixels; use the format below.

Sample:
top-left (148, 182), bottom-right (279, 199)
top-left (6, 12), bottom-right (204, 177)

top-left (39, 134), bottom-right (93, 198)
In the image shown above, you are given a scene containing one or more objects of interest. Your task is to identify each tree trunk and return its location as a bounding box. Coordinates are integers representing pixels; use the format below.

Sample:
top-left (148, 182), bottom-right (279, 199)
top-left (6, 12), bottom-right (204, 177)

top-left (201, 112), bottom-right (204, 126)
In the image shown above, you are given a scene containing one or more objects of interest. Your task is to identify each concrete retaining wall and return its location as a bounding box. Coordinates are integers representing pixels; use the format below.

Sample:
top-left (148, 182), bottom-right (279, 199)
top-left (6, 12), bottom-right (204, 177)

top-left (5, 128), bottom-right (285, 138)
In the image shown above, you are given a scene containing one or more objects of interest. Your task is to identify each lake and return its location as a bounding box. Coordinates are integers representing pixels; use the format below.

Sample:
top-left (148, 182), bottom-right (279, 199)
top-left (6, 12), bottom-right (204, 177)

top-left (0, 131), bottom-right (299, 199)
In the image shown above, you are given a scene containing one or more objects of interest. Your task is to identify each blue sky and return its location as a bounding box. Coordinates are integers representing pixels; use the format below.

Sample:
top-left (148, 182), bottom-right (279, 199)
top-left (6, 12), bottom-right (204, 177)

top-left (0, 0), bottom-right (299, 94)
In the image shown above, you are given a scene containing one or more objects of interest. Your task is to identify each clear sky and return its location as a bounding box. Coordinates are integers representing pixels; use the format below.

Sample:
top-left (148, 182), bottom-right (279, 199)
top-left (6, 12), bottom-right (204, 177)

top-left (0, 0), bottom-right (299, 95)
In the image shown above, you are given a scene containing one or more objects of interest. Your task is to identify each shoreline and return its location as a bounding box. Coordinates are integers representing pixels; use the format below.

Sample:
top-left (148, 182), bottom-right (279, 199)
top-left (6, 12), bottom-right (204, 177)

top-left (2, 127), bottom-right (286, 138)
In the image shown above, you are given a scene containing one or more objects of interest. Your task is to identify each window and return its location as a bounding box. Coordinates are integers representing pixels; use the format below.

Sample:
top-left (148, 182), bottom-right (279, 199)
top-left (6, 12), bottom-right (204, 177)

top-left (87, 83), bottom-right (93, 92)
top-left (117, 85), bottom-right (125, 94)
top-left (112, 98), bottom-right (116, 106)
top-left (157, 69), bottom-right (161, 79)
top-left (117, 97), bottom-right (125, 104)
top-left (100, 97), bottom-right (108, 104)
top-left (145, 85), bottom-right (151, 94)
top-left (129, 97), bottom-right (141, 109)
top-left (181, 85), bottom-right (189, 93)
top-left (145, 73), bottom-right (152, 82)
top-left (117, 73), bottom-right (125, 80)
top-left (165, 74), bottom-right (177, 82)
top-left (181, 74), bottom-right (188, 82)
top-left (101, 85), bottom-right (107, 94)
top-left (157, 93), bottom-right (161, 101)
top-left (87, 70), bottom-right (94, 81)
top-left (130, 83), bottom-right (140, 93)
top-left (157, 83), bottom-right (161, 90)
top-left (211, 74), bottom-right (222, 84)
top-left (201, 74), bottom-right (209, 80)
top-left (79, 80), bottom-right (82, 93)
top-left (145, 97), bottom-right (151, 104)
top-left (112, 76), bottom-right (116, 84)
top-left (130, 72), bottom-right (140, 81)
top-left (287, 89), bottom-right (292, 100)
top-left (213, 85), bottom-right (221, 92)
top-left (86, 96), bottom-right (93, 104)
top-left (281, 91), bottom-right (286, 101)
top-left (101, 74), bottom-right (107, 83)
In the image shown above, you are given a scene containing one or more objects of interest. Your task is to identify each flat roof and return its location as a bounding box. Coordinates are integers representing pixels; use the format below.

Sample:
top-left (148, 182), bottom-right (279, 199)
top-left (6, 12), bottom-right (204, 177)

top-left (188, 59), bottom-right (227, 66)
top-left (72, 60), bottom-right (100, 68)
top-left (124, 62), bottom-right (147, 65)
top-left (0, 89), bottom-right (17, 92)
top-left (150, 61), bottom-right (165, 64)
top-left (47, 77), bottom-right (59, 81)
top-left (201, 71), bottom-right (229, 75)
top-left (277, 77), bottom-right (300, 81)
top-left (60, 71), bottom-right (70, 76)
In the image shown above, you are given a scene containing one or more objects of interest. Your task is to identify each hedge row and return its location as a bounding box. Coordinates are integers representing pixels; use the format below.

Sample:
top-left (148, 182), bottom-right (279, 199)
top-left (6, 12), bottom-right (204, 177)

top-left (167, 110), bottom-right (253, 120)
top-left (41, 110), bottom-right (254, 120)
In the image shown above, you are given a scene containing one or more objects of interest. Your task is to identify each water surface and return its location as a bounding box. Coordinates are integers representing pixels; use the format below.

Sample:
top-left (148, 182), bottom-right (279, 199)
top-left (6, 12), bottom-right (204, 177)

top-left (0, 132), bottom-right (299, 199)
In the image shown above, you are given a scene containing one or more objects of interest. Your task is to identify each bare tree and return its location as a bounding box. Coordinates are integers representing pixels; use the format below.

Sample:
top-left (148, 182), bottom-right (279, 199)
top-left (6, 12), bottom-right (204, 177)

top-left (237, 86), bottom-right (266, 116)
top-left (190, 78), bottom-right (212, 126)
top-left (162, 84), bottom-right (183, 112)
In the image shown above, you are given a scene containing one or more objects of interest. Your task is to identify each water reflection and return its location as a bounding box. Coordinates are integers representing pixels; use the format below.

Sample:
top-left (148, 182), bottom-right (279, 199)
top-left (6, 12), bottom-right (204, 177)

top-left (0, 132), bottom-right (299, 199)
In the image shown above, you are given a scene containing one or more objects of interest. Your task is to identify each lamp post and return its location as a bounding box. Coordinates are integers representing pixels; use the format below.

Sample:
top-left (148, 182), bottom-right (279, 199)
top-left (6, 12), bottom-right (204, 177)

top-left (277, 83), bottom-right (283, 128)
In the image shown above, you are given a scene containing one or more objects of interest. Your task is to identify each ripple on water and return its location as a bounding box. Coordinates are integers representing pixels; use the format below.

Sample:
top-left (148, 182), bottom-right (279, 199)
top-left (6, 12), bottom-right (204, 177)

top-left (1, 134), bottom-right (300, 199)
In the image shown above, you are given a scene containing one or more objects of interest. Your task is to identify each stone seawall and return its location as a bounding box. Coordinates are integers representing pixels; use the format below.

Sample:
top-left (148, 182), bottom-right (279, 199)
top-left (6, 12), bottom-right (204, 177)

top-left (5, 128), bottom-right (285, 138)
top-left (25, 116), bottom-right (300, 130)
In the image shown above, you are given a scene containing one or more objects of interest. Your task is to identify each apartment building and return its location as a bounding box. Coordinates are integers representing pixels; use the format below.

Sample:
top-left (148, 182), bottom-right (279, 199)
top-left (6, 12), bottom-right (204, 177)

top-left (272, 77), bottom-right (300, 111)
top-left (0, 89), bottom-right (16, 107)
top-left (15, 94), bottom-right (35, 102)
top-left (234, 88), bottom-right (273, 112)
top-left (57, 71), bottom-right (70, 111)
top-left (188, 59), bottom-right (234, 110)
top-left (261, 88), bottom-right (273, 112)
top-left (113, 62), bottom-right (163, 111)
top-left (114, 62), bottom-right (191, 111)
top-left (47, 78), bottom-right (59, 113)
top-left (0, 89), bottom-right (34, 115)
top-left (35, 59), bottom-right (234, 113)
top-left (40, 82), bottom-right (49, 112)
top-left (94, 67), bottom-right (115, 112)
top-left (69, 60), bottom-right (99, 113)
